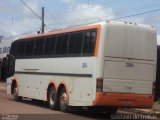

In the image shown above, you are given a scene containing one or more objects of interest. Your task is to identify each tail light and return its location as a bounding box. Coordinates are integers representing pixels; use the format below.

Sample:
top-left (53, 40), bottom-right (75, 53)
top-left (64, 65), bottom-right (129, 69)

top-left (152, 82), bottom-right (156, 95)
top-left (96, 78), bottom-right (103, 92)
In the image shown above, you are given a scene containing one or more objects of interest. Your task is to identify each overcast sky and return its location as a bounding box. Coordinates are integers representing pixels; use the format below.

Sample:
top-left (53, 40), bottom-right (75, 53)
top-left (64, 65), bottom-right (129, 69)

top-left (0, 0), bottom-right (160, 44)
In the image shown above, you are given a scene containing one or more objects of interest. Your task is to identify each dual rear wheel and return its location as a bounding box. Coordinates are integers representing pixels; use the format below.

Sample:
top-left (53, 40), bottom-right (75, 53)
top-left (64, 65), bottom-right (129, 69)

top-left (48, 86), bottom-right (69, 112)
top-left (48, 86), bottom-right (118, 115)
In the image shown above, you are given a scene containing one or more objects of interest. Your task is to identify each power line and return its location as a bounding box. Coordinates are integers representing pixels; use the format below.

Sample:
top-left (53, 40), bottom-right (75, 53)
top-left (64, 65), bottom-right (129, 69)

top-left (5, 27), bottom-right (41, 40)
top-left (19, 0), bottom-right (42, 20)
top-left (19, 0), bottom-right (45, 33)
top-left (47, 8), bottom-right (160, 29)
top-left (52, 0), bottom-right (122, 16)
top-left (109, 8), bottom-right (160, 21)
top-left (46, 0), bottom-right (158, 21)
top-left (46, 11), bottom-right (64, 29)
top-left (6, 7), bottom-right (160, 41)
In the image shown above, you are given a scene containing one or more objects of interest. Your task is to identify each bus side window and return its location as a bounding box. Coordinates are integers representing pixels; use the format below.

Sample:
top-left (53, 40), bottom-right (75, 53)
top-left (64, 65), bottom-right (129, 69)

top-left (25, 39), bottom-right (34, 57)
top-left (83, 31), bottom-right (91, 55)
top-left (17, 41), bottom-right (25, 58)
top-left (34, 38), bottom-right (45, 56)
top-left (76, 32), bottom-right (83, 55)
top-left (55, 34), bottom-right (69, 56)
top-left (44, 36), bottom-right (56, 56)
top-left (90, 31), bottom-right (97, 54)
top-left (56, 35), bottom-right (63, 55)
top-left (68, 33), bottom-right (76, 55)
top-left (10, 41), bottom-right (18, 57)
top-left (62, 34), bottom-right (69, 55)
top-left (68, 32), bottom-right (83, 56)
top-left (82, 30), bottom-right (97, 56)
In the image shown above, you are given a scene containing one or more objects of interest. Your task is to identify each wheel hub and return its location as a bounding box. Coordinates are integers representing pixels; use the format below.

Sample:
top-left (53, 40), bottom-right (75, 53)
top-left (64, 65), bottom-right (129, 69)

top-left (50, 91), bottom-right (56, 105)
top-left (60, 92), bottom-right (67, 104)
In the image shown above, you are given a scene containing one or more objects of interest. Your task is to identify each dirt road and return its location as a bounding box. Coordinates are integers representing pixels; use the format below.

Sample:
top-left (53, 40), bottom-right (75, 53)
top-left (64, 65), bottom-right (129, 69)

top-left (0, 84), bottom-right (112, 120)
top-left (0, 82), bottom-right (158, 120)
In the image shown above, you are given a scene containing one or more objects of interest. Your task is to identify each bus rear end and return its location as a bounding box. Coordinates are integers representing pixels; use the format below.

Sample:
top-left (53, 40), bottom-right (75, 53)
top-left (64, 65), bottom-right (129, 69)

top-left (94, 22), bottom-right (157, 108)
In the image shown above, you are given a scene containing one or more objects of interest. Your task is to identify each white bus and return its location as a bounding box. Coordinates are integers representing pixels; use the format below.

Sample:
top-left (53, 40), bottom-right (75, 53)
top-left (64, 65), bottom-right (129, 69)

top-left (6, 21), bottom-right (157, 113)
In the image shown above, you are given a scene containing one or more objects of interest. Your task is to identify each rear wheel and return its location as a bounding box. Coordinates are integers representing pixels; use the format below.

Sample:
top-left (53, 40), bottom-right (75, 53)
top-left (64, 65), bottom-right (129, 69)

top-left (13, 86), bottom-right (21, 101)
top-left (59, 88), bottom-right (69, 112)
top-left (48, 86), bottom-right (58, 110)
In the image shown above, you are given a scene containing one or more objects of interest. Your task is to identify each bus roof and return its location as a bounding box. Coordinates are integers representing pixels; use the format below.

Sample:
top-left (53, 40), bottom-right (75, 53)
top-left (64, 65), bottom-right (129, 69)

top-left (18, 22), bottom-right (102, 40)
top-left (18, 21), bottom-right (154, 40)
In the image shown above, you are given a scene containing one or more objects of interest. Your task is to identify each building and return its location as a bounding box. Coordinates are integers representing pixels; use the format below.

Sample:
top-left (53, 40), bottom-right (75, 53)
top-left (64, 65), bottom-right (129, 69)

top-left (0, 37), bottom-right (13, 81)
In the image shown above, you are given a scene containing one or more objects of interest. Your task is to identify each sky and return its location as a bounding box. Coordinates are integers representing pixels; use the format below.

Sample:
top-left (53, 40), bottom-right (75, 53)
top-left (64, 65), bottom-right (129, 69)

top-left (0, 0), bottom-right (160, 44)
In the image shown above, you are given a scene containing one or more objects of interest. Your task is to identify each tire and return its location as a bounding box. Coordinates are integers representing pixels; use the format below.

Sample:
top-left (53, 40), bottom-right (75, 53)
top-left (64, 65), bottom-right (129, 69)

top-left (13, 86), bottom-right (22, 101)
top-left (59, 88), bottom-right (69, 112)
top-left (48, 86), bottom-right (58, 110)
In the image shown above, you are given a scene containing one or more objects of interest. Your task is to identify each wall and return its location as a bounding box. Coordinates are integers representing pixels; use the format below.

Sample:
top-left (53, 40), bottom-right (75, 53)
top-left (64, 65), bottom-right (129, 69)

top-left (0, 39), bottom-right (13, 60)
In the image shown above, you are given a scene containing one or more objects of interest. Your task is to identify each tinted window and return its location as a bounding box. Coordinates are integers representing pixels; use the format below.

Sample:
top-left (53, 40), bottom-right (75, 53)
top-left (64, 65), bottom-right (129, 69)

top-left (62, 34), bottom-right (69, 55)
top-left (44, 36), bottom-right (56, 55)
top-left (11, 29), bottom-right (97, 59)
top-left (82, 30), bottom-right (96, 55)
top-left (68, 32), bottom-right (83, 55)
top-left (17, 41), bottom-right (25, 57)
top-left (34, 38), bottom-right (45, 56)
top-left (10, 41), bottom-right (18, 57)
top-left (90, 31), bottom-right (97, 53)
top-left (25, 39), bottom-right (34, 56)
top-left (56, 34), bottom-right (69, 56)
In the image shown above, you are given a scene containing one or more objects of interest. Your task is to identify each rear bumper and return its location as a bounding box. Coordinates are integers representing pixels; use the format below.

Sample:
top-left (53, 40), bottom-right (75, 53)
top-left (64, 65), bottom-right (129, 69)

top-left (93, 92), bottom-right (154, 108)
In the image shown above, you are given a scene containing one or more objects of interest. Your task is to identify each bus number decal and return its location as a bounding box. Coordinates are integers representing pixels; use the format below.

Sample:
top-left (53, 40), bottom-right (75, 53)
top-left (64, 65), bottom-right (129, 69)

top-left (82, 63), bottom-right (87, 68)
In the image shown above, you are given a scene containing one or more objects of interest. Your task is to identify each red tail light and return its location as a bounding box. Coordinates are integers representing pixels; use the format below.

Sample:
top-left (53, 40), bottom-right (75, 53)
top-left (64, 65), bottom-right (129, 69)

top-left (153, 82), bottom-right (156, 95)
top-left (96, 78), bottom-right (103, 92)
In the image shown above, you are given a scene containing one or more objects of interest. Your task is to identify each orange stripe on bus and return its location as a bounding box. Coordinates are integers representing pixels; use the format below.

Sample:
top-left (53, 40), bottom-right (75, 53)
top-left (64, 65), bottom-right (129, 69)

top-left (18, 25), bottom-right (101, 40)
top-left (93, 92), bottom-right (154, 108)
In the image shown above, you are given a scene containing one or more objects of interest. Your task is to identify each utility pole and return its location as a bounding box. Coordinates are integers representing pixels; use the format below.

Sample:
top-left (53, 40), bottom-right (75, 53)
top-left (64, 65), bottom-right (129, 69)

top-left (41, 7), bottom-right (45, 33)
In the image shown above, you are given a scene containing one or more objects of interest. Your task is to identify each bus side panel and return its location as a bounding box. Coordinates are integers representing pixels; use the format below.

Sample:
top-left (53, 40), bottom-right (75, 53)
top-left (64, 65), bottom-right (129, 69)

top-left (15, 74), bottom-right (95, 106)
top-left (14, 57), bottom-right (95, 106)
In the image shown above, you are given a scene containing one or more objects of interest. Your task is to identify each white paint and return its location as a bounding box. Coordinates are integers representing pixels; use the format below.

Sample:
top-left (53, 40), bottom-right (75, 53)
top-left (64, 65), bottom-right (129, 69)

top-left (103, 21), bottom-right (156, 95)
